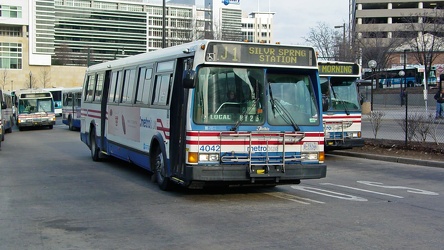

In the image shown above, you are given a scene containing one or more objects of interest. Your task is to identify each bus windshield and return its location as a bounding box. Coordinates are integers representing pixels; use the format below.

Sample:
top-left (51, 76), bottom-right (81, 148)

top-left (321, 77), bottom-right (360, 111)
top-left (193, 66), bottom-right (319, 126)
top-left (18, 98), bottom-right (54, 114)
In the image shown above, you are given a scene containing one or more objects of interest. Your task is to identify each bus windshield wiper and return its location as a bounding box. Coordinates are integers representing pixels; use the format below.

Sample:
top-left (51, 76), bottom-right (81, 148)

top-left (331, 86), bottom-right (349, 115)
top-left (39, 104), bottom-right (48, 115)
top-left (268, 84), bottom-right (277, 116)
top-left (231, 98), bottom-right (259, 131)
top-left (273, 99), bottom-right (300, 131)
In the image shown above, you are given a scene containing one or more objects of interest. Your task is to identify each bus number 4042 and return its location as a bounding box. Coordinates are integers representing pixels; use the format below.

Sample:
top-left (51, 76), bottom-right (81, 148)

top-left (199, 145), bottom-right (221, 152)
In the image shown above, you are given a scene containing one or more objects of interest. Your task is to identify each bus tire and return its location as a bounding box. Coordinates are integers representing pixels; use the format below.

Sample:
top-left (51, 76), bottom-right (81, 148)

top-left (68, 116), bottom-right (74, 131)
top-left (6, 118), bottom-right (13, 133)
top-left (152, 147), bottom-right (172, 191)
top-left (90, 128), bottom-right (101, 162)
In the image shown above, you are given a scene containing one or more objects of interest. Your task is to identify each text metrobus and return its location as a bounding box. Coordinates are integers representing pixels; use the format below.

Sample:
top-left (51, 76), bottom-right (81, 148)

top-left (80, 40), bottom-right (327, 190)
top-left (319, 61), bottom-right (364, 150)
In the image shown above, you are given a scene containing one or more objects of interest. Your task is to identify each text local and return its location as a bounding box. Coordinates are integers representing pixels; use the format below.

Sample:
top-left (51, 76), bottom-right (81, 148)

top-left (249, 47), bottom-right (307, 63)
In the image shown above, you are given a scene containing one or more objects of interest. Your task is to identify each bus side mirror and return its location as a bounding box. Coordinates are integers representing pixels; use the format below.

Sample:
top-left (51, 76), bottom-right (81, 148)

top-left (1, 102), bottom-right (6, 110)
top-left (183, 70), bottom-right (196, 89)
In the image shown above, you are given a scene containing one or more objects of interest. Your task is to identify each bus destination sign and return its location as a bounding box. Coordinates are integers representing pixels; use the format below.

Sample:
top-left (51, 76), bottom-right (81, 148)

top-left (206, 42), bottom-right (316, 66)
top-left (21, 93), bottom-right (52, 98)
top-left (318, 62), bottom-right (360, 75)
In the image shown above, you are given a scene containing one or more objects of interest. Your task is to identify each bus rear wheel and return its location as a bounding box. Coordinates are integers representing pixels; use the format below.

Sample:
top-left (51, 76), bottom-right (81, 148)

top-left (68, 116), bottom-right (74, 131)
top-left (90, 129), bottom-right (100, 161)
top-left (152, 147), bottom-right (171, 191)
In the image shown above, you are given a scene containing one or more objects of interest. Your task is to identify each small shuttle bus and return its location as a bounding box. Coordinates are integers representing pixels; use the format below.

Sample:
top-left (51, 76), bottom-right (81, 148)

top-left (80, 40), bottom-right (327, 190)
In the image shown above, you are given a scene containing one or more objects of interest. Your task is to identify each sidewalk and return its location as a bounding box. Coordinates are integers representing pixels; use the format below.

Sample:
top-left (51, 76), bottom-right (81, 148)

top-left (329, 150), bottom-right (444, 168)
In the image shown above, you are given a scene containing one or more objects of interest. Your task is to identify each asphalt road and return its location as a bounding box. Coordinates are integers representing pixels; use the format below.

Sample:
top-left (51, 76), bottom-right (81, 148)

top-left (0, 123), bottom-right (443, 250)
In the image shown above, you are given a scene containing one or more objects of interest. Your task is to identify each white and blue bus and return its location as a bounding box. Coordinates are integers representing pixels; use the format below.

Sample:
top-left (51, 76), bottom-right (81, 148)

top-left (80, 40), bottom-right (326, 190)
top-left (0, 90), bottom-right (15, 147)
top-left (43, 87), bottom-right (63, 116)
top-left (15, 89), bottom-right (56, 131)
top-left (319, 61), bottom-right (364, 150)
top-left (62, 87), bottom-right (82, 131)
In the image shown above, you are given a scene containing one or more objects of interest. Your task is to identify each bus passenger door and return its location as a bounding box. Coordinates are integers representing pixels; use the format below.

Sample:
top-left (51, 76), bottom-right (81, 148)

top-left (169, 57), bottom-right (191, 178)
top-left (101, 70), bottom-right (111, 150)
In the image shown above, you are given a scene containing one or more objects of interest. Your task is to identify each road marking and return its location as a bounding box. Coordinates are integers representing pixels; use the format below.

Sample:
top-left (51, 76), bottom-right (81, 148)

top-left (320, 183), bottom-right (404, 198)
top-left (264, 192), bottom-right (324, 204)
top-left (358, 181), bottom-right (439, 195)
top-left (290, 185), bottom-right (368, 201)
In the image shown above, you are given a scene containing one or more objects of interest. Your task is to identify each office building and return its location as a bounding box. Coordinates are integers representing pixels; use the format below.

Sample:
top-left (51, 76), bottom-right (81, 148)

top-left (353, 0), bottom-right (444, 41)
top-left (0, 0), bottom-right (273, 89)
top-left (242, 11), bottom-right (274, 43)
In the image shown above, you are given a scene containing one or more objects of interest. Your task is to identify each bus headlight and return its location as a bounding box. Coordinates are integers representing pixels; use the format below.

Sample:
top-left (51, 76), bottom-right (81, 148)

top-left (187, 152), bottom-right (219, 163)
top-left (199, 153), bottom-right (219, 162)
top-left (301, 153), bottom-right (318, 161)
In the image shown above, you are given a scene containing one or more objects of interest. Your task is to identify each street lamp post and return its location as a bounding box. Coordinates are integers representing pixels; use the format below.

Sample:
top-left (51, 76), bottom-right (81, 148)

top-left (368, 60), bottom-right (377, 111)
top-left (334, 23), bottom-right (346, 61)
top-left (399, 70), bottom-right (405, 106)
top-left (29, 71), bottom-right (32, 89)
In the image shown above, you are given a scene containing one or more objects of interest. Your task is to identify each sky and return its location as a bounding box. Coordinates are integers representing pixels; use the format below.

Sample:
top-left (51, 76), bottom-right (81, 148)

top-left (239, 0), bottom-right (350, 45)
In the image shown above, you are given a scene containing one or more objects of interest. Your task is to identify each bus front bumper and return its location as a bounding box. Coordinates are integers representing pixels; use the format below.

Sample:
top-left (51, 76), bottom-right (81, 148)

top-left (17, 119), bottom-right (56, 128)
top-left (183, 163), bottom-right (327, 187)
top-left (325, 138), bottom-right (365, 150)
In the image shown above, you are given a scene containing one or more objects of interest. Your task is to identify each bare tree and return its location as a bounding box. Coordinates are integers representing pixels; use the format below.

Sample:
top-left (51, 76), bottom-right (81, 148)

top-left (52, 43), bottom-right (72, 65)
top-left (403, 10), bottom-right (444, 88)
top-left (40, 67), bottom-right (51, 88)
top-left (1, 69), bottom-right (8, 91)
top-left (303, 22), bottom-right (338, 60)
top-left (356, 28), bottom-right (405, 89)
top-left (25, 72), bottom-right (39, 89)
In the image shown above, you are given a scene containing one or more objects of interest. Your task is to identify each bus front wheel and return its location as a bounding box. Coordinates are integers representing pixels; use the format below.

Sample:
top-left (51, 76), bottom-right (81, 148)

top-left (152, 147), bottom-right (171, 191)
top-left (90, 129), bottom-right (100, 161)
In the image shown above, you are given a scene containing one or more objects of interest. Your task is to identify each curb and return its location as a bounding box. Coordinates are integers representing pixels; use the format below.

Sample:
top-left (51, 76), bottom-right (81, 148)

top-left (328, 151), bottom-right (444, 168)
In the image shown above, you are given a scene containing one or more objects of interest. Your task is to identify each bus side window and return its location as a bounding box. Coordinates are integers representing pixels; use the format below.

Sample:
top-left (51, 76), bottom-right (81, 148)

top-left (135, 67), bottom-right (153, 105)
top-left (109, 70), bottom-right (123, 104)
top-left (152, 74), bottom-right (172, 106)
top-left (122, 68), bottom-right (136, 104)
top-left (85, 74), bottom-right (95, 102)
top-left (94, 73), bottom-right (104, 102)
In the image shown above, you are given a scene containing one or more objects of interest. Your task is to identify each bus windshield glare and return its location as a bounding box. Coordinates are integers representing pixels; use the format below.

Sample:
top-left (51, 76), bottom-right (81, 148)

top-left (18, 98), bottom-right (54, 114)
top-left (193, 66), bottom-right (319, 126)
top-left (321, 76), bottom-right (360, 111)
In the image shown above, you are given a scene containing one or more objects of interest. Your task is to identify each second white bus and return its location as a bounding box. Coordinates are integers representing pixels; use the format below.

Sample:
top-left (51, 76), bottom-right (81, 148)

top-left (62, 87), bottom-right (82, 131)
top-left (319, 61), bottom-right (364, 150)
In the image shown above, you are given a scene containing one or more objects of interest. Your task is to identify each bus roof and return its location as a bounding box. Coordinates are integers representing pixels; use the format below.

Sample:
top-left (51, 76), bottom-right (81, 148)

top-left (87, 40), bottom-right (318, 72)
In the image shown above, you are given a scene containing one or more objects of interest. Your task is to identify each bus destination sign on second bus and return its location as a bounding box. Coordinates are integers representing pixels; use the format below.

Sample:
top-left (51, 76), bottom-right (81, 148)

top-left (318, 63), bottom-right (360, 75)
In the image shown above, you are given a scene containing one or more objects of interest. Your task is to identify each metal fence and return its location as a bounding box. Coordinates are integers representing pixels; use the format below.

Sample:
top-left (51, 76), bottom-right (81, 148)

top-left (361, 92), bottom-right (444, 150)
